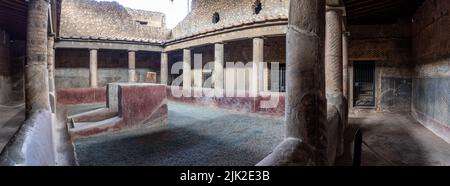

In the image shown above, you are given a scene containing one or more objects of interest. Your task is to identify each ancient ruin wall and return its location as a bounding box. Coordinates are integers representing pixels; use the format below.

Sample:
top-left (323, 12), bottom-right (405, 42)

top-left (171, 0), bottom-right (289, 39)
top-left (55, 49), bottom-right (161, 89)
top-left (59, 0), bottom-right (169, 42)
top-left (411, 0), bottom-right (450, 143)
top-left (348, 24), bottom-right (413, 113)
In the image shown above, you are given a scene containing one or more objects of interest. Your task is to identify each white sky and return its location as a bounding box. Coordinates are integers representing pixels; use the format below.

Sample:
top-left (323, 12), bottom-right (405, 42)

top-left (97, 0), bottom-right (190, 29)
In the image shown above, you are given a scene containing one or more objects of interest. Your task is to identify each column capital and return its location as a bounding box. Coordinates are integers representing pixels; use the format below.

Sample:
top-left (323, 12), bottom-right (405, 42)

top-left (253, 37), bottom-right (265, 40)
top-left (88, 48), bottom-right (99, 51)
top-left (128, 49), bottom-right (137, 52)
top-left (326, 6), bottom-right (346, 15)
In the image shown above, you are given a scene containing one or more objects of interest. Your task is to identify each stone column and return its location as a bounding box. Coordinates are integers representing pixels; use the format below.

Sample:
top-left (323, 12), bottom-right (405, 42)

top-left (325, 8), bottom-right (343, 98)
top-left (342, 31), bottom-right (349, 100)
top-left (89, 49), bottom-right (98, 88)
top-left (252, 38), bottom-right (264, 95)
top-left (183, 49), bottom-right (192, 90)
top-left (326, 6), bottom-right (346, 158)
top-left (25, 0), bottom-right (50, 116)
top-left (286, 0), bottom-right (327, 163)
top-left (263, 63), bottom-right (269, 91)
top-left (128, 50), bottom-right (136, 82)
top-left (214, 43), bottom-right (224, 91)
top-left (193, 53), bottom-right (203, 88)
top-left (47, 35), bottom-right (55, 93)
top-left (47, 35), bottom-right (56, 113)
top-left (160, 52), bottom-right (168, 85)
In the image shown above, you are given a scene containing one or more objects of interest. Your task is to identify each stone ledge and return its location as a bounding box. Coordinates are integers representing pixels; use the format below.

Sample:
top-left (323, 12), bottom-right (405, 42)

top-left (0, 110), bottom-right (55, 166)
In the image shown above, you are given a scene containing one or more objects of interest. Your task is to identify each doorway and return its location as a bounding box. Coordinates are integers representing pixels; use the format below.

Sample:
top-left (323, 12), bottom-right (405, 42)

top-left (353, 61), bottom-right (375, 107)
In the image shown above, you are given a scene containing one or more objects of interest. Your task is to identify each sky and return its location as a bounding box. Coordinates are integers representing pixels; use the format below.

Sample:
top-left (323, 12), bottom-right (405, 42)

top-left (97, 0), bottom-right (190, 29)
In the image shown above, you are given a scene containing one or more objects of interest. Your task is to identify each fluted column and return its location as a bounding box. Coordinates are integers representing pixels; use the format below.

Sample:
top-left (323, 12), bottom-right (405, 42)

top-left (47, 35), bottom-right (56, 113)
top-left (47, 35), bottom-right (55, 93)
top-left (343, 31), bottom-right (349, 100)
top-left (325, 8), bottom-right (343, 98)
top-left (25, 0), bottom-right (50, 116)
top-left (326, 6), bottom-right (346, 159)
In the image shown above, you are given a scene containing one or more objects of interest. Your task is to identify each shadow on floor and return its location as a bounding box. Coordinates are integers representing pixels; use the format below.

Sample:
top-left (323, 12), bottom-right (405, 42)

top-left (0, 107), bottom-right (25, 152)
top-left (347, 113), bottom-right (450, 166)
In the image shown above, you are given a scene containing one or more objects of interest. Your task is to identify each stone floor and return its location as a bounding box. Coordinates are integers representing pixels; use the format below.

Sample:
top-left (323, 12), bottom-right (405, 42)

top-left (64, 102), bottom-right (450, 166)
top-left (74, 101), bottom-right (285, 166)
top-left (348, 113), bottom-right (450, 166)
top-left (0, 105), bottom-right (25, 151)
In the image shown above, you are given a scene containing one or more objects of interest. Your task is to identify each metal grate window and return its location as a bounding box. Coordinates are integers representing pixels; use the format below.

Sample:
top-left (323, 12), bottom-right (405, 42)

top-left (279, 65), bottom-right (286, 92)
top-left (270, 64), bottom-right (286, 92)
top-left (353, 61), bottom-right (375, 107)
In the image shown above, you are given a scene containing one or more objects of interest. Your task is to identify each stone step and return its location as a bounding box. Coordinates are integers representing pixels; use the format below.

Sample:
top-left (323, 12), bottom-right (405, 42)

top-left (68, 107), bottom-right (118, 123)
top-left (69, 116), bottom-right (122, 133)
top-left (67, 107), bottom-right (108, 119)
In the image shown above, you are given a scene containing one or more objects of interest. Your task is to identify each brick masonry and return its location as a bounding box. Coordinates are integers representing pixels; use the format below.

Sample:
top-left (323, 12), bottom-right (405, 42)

top-left (59, 0), bottom-right (169, 42)
top-left (171, 0), bottom-right (290, 39)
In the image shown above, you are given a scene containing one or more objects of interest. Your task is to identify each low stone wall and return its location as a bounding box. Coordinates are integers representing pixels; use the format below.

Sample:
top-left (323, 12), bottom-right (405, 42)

top-left (57, 88), bottom-right (107, 105)
top-left (119, 84), bottom-right (167, 129)
top-left (70, 83), bottom-right (168, 139)
top-left (0, 110), bottom-right (55, 166)
top-left (167, 86), bottom-right (285, 117)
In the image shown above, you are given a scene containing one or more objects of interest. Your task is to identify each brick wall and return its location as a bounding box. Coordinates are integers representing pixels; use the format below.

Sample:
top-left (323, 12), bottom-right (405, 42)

top-left (171, 0), bottom-right (289, 39)
top-left (59, 0), bottom-right (169, 41)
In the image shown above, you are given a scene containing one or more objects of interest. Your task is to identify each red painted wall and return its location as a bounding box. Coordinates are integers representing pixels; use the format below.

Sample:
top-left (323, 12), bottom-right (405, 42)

top-left (57, 88), bottom-right (107, 105)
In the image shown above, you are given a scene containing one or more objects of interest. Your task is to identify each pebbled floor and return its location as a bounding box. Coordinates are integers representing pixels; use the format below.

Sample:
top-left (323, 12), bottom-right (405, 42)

top-left (74, 102), bottom-right (450, 166)
top-left (74, 101), bottom-right (285, 166)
